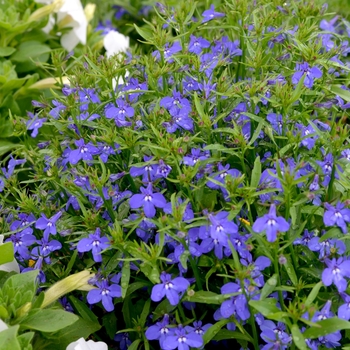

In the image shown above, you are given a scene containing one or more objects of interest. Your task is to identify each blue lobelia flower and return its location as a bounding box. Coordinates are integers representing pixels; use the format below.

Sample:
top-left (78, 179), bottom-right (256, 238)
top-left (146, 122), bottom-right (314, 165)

top-left (68, 139), bottom-right (99, 165)
top-left (260, 320), bottom-right (292, 350)
top-left (145, 314), bottom-right (174, 348)
top-left (151, 271), bottom-right (190, 306)
top-left (324, 202), bottom-right (350, 233)
top-left (208, 211), bottom-right (238, 248)
top-left (35, 211), bottom-right (62, 238)
top-left (26, 112), bottom-right (47, 138)
top-left (338, 293), bottom-right (350, 320)
top-left (162, 324), bottom-right (203, 350)
top-left (77, 228), bottom-right (110, 263)
top-left (252, 204), bottom-right (290, 242)
top-left (129, 183), bottom-right (167, 218)
top-left (87, 279), bottom-right (121, 312)
top-left (292, 62), bottom-right (322, 88)
top-left (322, 257), bottom-right (350, 292)
top-left (201, 4), bottom-right (225, 23)
top-left (188, 35), bottom-right (211, 54)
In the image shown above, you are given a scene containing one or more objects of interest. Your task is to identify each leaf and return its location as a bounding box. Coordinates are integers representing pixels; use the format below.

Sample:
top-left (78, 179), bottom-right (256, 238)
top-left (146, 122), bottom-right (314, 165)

top-left (0, 242), bottom-right (14, 265)
top-left (305, 282), bottom-right (323, 307)
top-left (291, 324), bottom-right (307, 350)
top-left (203, 319), bottom-right (229, 345)
top-left (283, 255), bottom-right (298, 286)
top-left (0, 140), bottom-right (20, 156)
top-left (11, 41), bottom-right (51, 62)
top-left (330, 85), bottom-right (350, 102)
top-left (33, 316), bottom-right (101, 350)
top-left (183, 290), bottom-right (226, 305)
top-left (303, 317), bottom-right (350, 339)
top-left (121, 261), bottom-right (130, 299)
top-left (251, 156), bottom-right (261, 189)
top-left (68, 295), bottom-right (99, 323)
top-left (260, 274), bottom-right (278, 300)
top-left (133, 24), bottom-right (153, 44)
top-left (21, 309), bottom-right (78, 332)
top-left (4, 270), bottom-right (38, 296)
top-left (102, 312), bottom-right (117, 340)
top-left (128, 339), bottom-right (141, 350)
top-left (212, 329), bottom-right (253, 343)
top-left (249, 298), bottom-right (281, 317)
top-left (0, 47), bottom-right (16, 57)
top-left (0, 325), bottom-right (20, 350)
top-left (17, 332), bottom-right (34, 350)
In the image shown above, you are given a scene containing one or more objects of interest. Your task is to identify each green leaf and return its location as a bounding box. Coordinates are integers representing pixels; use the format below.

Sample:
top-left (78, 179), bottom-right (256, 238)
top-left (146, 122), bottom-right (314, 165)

top-left (133, 24), bottom-right (154, 44)
top-left (0, 242), bottom-right (14, 265)
top-left (17, 332), bottom-right (34, 350)
top-left (4, 270), bottom-right (38, 296)
top-left (139, 299), bottom-right (151, 327)
top-left (330, 85), bottom-right (350, 102)
top-left (128, 339), bottom-right (141, 350)
top-left (0, 140), bottom-right (20, 156)
top-left (251, 156), bottom-right (261, 189)
top-left (249, 298), bottom-right (280, 317)
top-left (153, 298), bottom-right (177, 320)
top-left (121, 261), bottom-right (130, 299)
top-left (102, 312), bottom-right (117, 340)
top-left (203, 319), bottom-right (229, 345)
top-left (0, 47), bottom-right (16, 57)
top-left (33, 316), bottom-right (101, 350)
top-left (260, 274), bottom-right (278, 300)
top-left (183, 290), bottom-right (226, 305)
top-left (291, 324), bottom-right (307, 350)
top-left (212, 329), bottom-right (253, 343)
top-left (10, 41), bottom-right (51, 62)
top-left (283, 255), bottom-right (298, 286)
top-left (68, 296), bottom-right (99, 323)
top-left (0, 325), bottom-right (20, 350)
top-left (21, 309), bottom-right (78, 332)
top-left (305, 282), bottom-right (323, 307)
top-left (303, 317), bottom-right (350, 339)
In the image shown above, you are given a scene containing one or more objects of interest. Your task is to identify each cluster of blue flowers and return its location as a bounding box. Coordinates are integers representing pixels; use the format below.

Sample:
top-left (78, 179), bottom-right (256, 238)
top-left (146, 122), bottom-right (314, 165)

top-left (2, 1), bottom-right (350, 349)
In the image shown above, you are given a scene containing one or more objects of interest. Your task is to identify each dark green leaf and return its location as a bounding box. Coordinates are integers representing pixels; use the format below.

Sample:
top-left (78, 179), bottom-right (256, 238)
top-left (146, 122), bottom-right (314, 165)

top-left (183, 290), bottom-right (226, 305)
top-left (212, 329), bottom-right (253, 343)
top-left (203, 319), bottom-right (229, 345)
top-left (249, 298), bottom-right (280, 317)
top-left (102, 312), bottom-right (117, 340)
top-left (68, 296), bottom-right (99, 323)
top-left (260, 274), bottom-right (278, 300)
top-left (0, 47), bottom-right (16, 57)
top-left (11, 41), bottom-right (51, 62)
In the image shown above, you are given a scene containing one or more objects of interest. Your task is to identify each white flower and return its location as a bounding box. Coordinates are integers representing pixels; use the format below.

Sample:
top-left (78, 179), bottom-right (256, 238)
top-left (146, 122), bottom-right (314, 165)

top-left (103, 30), bottom-right (129, 58)
top-left (0, 235), bottom-right (20, 274)
top-left (35, 0), bottom-right (88, 51)
top-left (0, 319), bottom-right (8, 333)
top-left (66, 337), bottom-right (108, 350)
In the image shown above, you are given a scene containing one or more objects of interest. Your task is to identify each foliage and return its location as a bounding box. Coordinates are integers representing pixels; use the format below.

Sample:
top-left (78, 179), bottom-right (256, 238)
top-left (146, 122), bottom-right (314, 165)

top-left (2, 0), bottom-right (350, 349)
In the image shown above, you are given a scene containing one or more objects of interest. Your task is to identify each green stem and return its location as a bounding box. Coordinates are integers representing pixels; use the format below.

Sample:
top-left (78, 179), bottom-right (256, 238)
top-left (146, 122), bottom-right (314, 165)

top-left (249, 308), bottom-right (260, 350)
top-left (273, 250), bottom-right (285, 311)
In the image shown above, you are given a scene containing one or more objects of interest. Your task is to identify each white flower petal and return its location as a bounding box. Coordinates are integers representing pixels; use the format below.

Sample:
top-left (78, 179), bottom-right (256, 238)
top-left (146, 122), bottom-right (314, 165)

top-left (66, 337), bottom-right (108, 350)
top-left (103, 30), bottom-right (130, 58)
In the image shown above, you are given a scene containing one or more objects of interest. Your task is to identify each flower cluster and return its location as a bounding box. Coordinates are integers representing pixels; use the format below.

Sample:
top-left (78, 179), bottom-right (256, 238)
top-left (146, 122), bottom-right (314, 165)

top-left (3, 1), bottom-right (350, 349)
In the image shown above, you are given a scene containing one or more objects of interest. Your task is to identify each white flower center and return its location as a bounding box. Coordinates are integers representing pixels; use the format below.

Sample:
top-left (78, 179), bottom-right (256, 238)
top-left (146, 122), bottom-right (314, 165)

top-left (267, 219), bottom-right (276, 226)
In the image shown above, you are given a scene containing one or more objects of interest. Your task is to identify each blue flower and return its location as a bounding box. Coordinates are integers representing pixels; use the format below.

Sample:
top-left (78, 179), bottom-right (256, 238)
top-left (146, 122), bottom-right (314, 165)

top-left (151, 272), bottom-right (190, 306)
top-left (77, 228), bottom-right (110, 263)
top-left (252, 204), bottom-right (290, 242)
top-left (322, 258), bottom-right (350, 292)
top-left (129, 183), bottom-right (166, 218)
top-left (145, 314), bottom-right (174, 348)
top-left (292, 62), bottom-right (322, 88)
top-left (162, 324), bottom-right (203, 350)
top-left (35, 211), bottom-right (62, 238)
top-left (324, 202), bottom-right (350, 233)
top-left (260, 320), bottom-right (292, 350)
top-left (201, 5), bottom-right (225, 23)
top-left (87, 278), bottom-right (121, 312)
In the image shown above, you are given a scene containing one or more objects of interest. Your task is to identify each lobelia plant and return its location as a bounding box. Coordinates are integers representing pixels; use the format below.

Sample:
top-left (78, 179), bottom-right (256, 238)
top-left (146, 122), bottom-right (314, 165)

top-left (3, 0), bottom-right (350, 349)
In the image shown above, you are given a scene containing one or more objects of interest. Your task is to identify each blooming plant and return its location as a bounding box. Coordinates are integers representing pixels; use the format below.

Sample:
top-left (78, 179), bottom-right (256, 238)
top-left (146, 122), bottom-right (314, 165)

top-left (3, 0), bottom-right (350, 349)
